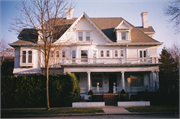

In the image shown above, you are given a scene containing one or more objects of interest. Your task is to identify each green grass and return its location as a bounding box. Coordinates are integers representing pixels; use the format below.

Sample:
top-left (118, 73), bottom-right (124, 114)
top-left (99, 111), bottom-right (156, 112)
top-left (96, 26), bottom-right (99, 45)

top-left (1, 108), bottom-right (104, 116)
top-left (126, 105), bottom-right (179, 112)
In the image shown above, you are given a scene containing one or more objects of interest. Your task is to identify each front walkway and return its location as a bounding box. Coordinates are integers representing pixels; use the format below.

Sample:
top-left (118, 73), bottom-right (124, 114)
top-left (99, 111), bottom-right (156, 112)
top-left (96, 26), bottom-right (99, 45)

top-left (102, 106), bottom-right (130, 114)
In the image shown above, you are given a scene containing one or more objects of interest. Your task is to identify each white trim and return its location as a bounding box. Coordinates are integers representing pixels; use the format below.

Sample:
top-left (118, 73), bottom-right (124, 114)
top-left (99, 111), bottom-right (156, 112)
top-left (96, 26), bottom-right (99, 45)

top-left (54, 12), bottom-right (113, 44)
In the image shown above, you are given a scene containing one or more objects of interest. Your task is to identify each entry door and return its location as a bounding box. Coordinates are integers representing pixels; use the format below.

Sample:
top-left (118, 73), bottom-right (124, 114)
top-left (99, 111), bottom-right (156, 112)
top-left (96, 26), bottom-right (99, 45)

top-left (109, 74), bottom-right (117, 93)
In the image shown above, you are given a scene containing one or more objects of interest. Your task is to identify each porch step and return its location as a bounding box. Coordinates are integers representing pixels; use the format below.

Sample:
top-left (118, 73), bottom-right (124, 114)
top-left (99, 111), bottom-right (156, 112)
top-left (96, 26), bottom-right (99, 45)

top-left (103, 94), bottom-right (119, 106)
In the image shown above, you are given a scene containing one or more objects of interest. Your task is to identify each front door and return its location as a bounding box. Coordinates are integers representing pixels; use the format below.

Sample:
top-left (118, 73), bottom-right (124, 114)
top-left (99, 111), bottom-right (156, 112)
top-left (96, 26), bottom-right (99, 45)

top-left (109, 74), bottom-right (117, 93)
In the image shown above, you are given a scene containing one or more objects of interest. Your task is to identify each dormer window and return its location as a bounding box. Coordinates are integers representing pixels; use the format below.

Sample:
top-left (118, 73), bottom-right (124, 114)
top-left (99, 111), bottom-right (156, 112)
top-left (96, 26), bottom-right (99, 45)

top-left (121, 32), bottom-right (126, 40)
top-left (114, 20), bottom-right (132, 42)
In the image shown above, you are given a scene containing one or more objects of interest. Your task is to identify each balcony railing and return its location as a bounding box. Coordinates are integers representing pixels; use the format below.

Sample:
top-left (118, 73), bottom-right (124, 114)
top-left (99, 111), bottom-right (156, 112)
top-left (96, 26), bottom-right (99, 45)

top-left (45, 56), bottom-right (159, 68)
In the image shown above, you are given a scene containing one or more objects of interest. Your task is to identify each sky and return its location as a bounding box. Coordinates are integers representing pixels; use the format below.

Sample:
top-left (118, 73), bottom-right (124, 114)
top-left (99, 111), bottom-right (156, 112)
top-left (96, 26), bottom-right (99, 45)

top-left (0, 0), bottom-right (179, 55)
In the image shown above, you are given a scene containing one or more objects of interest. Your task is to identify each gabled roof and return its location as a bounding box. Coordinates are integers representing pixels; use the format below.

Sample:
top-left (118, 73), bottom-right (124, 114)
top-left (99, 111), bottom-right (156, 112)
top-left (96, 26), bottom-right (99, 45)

top-left (10, 13), bottom-right (161, 46)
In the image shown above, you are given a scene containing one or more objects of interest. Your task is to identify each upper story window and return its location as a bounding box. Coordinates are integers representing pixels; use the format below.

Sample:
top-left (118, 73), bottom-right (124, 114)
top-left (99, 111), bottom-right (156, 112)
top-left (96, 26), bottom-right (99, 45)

top-left (121, 32), bottom-right (126, 40)
top-left (115, 50), bottom-right (118, 57)
top-left (22, 51), bottom-right (26, 63)
top-left (101, 50), bottom-right (104, 57)
top-left (28, 51), bottom-right (32, 63)
top-left (20, 49), bottom-right (33, 67)
top-left (86, 32), bottom-right (90, 41)
top-left (106, 50), bottom-right (109, 57)
top-left (62, 51), bottom-right (66, 58)
top-left (78, 32), bottom-right (83, 41)
top-left (139, 50), bottom-right (147, 58)
top-left (120, 50), bottom-right (124, 57)
top-left (114, 49), bottom-right (124, 58)
top-left (56, 51), bottom-right (59, 58)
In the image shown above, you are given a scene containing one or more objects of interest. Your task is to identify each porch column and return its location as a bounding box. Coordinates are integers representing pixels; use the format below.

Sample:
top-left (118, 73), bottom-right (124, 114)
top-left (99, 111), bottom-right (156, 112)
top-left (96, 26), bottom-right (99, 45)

top-left (87, 71), bottom-right (91, 92)
top-left (121, 71), bottom-right (125, 90)
top-left (151, 71), bottom-right (155, 91)
top-left (156, 71), bottom-right (159, 91)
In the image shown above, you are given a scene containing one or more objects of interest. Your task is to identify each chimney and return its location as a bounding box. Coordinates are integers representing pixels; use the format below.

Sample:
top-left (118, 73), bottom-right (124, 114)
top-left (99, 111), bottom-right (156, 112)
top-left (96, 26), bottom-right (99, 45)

top-left (66, 8), bottom-right (73, 19)
top-left (141, 12), bottom-right (148, 28)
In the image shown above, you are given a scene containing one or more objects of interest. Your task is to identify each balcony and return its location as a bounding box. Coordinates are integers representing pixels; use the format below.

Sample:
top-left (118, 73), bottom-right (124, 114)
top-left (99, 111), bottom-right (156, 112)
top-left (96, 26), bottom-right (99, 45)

top-left (46, 57), bottom-right (159, 68)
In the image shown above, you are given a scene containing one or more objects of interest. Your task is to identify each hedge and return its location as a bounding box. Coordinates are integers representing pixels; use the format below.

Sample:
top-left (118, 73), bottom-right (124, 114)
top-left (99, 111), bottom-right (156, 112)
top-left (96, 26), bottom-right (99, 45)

top-left (1, 73), bottom-right (80, 108)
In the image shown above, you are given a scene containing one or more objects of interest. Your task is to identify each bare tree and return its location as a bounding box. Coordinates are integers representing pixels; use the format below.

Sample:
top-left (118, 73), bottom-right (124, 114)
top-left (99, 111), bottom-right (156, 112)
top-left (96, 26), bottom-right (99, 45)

top-left (164, 0), bottom-right (180, 33)
top-left (0, 38), bottom-right (14, 58)
top-left (10, 0), bottom-right (75, 110)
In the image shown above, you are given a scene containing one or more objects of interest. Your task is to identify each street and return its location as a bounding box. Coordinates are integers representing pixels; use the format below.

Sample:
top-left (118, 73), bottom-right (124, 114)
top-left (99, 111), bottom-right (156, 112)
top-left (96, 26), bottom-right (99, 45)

top-left (5, 113), bottom-right (178, 119)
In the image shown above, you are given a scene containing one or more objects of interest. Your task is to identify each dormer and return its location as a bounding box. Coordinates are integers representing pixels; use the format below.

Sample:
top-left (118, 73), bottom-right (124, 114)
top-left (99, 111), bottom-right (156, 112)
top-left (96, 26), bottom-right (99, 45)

top-left (114, 20), bottom-right (132, 43)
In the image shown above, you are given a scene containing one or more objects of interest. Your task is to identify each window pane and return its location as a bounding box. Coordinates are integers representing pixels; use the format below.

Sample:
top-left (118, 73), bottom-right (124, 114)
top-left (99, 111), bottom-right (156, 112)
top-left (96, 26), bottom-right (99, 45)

top-left (121, 50), bottom-right (123, 57)
top-left (106, 50), bottom-right (109, 57)
top-left (144, 51), bottom-right (146, 57)
top-left (62, 51), bottom-right (65, 57)
top-left (86, 32), bottom-right (90, 41)
top-left (115, 50), bottom-right (118, 57)
top-left (140, 51), bottom-right (142, 58)
top-left (91, 74), bottom-right (102, 87)
top-left (130, 74), bottom-right (144, 87)
top-left (22, 51), bottom-right (26, 63)
top-left (72, 50), bottom-right (76, 63)
top-left (78, 32), bottom-right (83, 41)
top-left (81, 50), bottom-right (88, 62)
top-left (28, 51), bottom-right (32, 63)
top-left (101, 50), bottom-right (103, 57)
top-left (56, 51), bottom-right (59, 57)
top-left (50, 51), bottom-right (54, 57)
top-left (121, 32), bottom-right (126, 40)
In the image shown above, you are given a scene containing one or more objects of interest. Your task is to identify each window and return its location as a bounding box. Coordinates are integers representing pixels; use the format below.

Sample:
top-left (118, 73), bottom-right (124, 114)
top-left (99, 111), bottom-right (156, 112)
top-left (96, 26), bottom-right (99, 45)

top-left (120, 50), bottom-right (123, 57)
top-left (106, 50), bottom-right (109, 57)
top-left (91, 74), bottom-right (102, 87)
top-left (22, 51), bottom-right (26, 63)
top-left (72, 50), bottom-right (76, 63)
top-left (121, 32), bottom-right (126, 40)
top-left (21, 50), bottom-right (32, 64)
top-left (101, 50), bottom-right (104, 57)
top-left (140, 51), bottom-right (143, 58)
top-left (115, 50), bottom-right (118, 57)
top-left (81, 50), bottom-right (88, 62)
top-left (86, 32), bottom-right (90, 41)
top-left (56, 51), bottom-right (59, 58)
top-left (130, 74), bottom-right (144, 87)
top-left (62, 51), bottom-right (65, 58)
top-left (78, 32), bottom-right (83, 41)
top-left (144, 51), bottom-right (146, 57)
top-left (28, 51), bottom-right (32, 63)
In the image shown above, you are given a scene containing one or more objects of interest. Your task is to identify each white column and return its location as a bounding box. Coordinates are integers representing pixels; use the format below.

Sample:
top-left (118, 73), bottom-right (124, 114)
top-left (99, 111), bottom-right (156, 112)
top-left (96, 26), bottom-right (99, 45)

top-left (121, 71), bottom-right (125, 90)
top-left (87, 71), bottom-right (91, 92)
top-left (113, 82), bottom-right (116, 94)
top-left (151, 71), bottom-right (155, 91)
top-left (156, 71), bottom-right (159, 90)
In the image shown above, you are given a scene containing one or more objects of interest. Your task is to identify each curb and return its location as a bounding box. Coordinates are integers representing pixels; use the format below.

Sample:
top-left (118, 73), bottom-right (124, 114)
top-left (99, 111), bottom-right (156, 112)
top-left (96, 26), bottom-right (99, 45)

top-left (2, 112), bottom-right (179, 118)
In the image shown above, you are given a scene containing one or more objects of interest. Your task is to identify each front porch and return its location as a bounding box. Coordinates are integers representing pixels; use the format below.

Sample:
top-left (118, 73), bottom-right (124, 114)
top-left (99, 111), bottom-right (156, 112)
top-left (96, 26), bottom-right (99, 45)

top-left (71, 70), bottom-right (159, 95)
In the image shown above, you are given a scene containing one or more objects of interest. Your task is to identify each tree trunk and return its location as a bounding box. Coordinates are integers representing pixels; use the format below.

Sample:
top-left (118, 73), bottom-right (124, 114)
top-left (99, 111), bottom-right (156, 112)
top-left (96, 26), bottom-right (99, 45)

top-left (46, 64), bottom-right (50, 110)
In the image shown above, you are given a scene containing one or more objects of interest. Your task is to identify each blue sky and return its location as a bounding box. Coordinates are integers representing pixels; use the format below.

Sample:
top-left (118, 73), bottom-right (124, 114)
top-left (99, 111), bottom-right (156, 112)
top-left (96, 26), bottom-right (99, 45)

top-left (0, 0), bottom-right (179, 55)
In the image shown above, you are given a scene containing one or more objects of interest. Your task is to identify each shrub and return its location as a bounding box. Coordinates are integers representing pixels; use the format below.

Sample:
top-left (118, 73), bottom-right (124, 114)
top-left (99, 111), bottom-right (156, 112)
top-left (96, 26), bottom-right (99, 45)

top-left (1, 73), bottom-right (80, 108)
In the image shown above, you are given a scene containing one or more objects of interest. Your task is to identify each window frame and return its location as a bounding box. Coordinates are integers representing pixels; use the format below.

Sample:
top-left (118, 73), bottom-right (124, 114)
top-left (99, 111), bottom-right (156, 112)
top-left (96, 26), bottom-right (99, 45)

top-left (86, 32), bottom-right (90, 41)
top-left (20, 48), bottom-right (33, 67)
top-left (78, 32), bottom-right (83, 41)
top-left (121, 32), bottom-right (127, 40)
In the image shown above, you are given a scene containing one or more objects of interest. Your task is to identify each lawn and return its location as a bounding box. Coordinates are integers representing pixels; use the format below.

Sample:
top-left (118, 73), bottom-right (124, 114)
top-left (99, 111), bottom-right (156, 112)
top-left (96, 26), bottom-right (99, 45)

top-left (1, 108), bottom-right (104, 116)
top-left (126, 105), bottom-right (179, 112)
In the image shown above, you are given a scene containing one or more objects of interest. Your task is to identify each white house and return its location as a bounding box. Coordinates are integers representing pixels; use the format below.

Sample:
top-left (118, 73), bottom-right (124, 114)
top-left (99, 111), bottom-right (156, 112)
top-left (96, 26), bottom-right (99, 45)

top-left (10, 9), bottom-right (163, 96)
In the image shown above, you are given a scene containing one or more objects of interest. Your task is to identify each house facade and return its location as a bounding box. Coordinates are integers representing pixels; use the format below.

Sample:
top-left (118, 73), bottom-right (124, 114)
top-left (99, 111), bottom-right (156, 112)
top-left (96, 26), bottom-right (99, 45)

top-left (10, 9), bottom-right (163, 96)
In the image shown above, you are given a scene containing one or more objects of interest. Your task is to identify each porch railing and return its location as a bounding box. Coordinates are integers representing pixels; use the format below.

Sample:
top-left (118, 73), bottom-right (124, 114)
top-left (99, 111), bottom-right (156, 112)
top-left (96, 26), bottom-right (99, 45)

top-left (45, 56), bottom-right (159, 68)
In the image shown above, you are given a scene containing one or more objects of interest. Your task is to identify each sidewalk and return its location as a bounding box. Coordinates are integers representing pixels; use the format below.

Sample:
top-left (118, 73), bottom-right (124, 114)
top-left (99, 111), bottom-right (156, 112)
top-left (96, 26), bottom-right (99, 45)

top-left (2, 106), bottom-right (179, 118)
